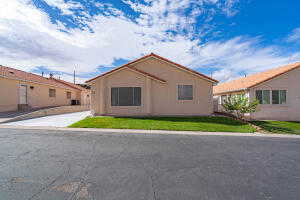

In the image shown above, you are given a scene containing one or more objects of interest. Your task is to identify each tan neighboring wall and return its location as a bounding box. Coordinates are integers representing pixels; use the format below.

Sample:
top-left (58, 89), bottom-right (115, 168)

top-left (249, 67), bottom-right (300, 121)
top-left (81, 90), bottom-right (91, 106)
top-left (91, 57), bottom-right (215, 116)
top-left (0, 78), bottom-right (19, 112)
top-left (0, 76), bottom-right (80, 112)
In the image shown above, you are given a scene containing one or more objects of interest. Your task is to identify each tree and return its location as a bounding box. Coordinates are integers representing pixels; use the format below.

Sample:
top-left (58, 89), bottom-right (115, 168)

top-left (222, 95), bottom-right (259, 120)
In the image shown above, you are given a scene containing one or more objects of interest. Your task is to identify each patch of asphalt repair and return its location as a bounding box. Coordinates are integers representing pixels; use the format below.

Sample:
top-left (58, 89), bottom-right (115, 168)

top-left (0, 127), bottom-right (299, 200)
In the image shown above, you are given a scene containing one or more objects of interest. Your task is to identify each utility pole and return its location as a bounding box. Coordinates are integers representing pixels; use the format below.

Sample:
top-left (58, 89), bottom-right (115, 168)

top-left (74, 65), bottom-right (76, 84)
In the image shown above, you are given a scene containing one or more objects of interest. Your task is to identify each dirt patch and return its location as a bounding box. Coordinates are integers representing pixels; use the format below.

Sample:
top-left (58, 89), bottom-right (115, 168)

top-left (52, 181), bottom-right (90, 198)
top-left (11, 177), bottom-right (26, 183)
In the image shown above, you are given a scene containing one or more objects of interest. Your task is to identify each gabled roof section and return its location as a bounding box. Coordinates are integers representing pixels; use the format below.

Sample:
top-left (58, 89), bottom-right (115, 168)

top-left (213, 62), bottom-right (300, 95)
top-left (126, 66), bottom-right (166, 83)
top-left (86, 53), bottom-right (218, 83)
top-left (0, 65), bottom-right (81, 91)
top-left (52, 78), bottom-right (88, 91)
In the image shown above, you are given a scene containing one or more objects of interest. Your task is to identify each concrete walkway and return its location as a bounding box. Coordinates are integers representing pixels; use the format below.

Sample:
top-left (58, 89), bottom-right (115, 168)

top-left (2, 111), bottom-right (90, 127)
top-left (0, 110), bottom-right (33, 123)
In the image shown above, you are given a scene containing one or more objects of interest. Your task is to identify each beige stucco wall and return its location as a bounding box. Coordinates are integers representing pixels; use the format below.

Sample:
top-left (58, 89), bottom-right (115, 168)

top-left (91, 57), bottom-right (214, 116)
top-left (0, 77), bottom-right (81, 112)
top-left (249, 67), bottom-right (300, 121)
top-left (81, 90), bottom-right (91, 106)
top-left (0, 78), bottom-right (19, 112)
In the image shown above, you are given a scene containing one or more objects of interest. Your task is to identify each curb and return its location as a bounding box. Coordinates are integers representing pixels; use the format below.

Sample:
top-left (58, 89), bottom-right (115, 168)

top-left (0, 125), bottom-right (300, 138)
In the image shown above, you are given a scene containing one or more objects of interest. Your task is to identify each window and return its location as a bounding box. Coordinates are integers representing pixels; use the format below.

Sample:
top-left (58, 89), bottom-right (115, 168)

top-left (111, 87), bottom-right (141, 106)
top-left (178, 85), bottom-right (193, 100)
top-left (272, 90), bottom-right (286, 104)
top-left (66, 92), bottom-right (71, 99)
top-left (221, 95), bottom-right (227, 104)
top-left (49, 89), bottom-right (56, 97)
top-left (256, 90), bottom-right (270, 104)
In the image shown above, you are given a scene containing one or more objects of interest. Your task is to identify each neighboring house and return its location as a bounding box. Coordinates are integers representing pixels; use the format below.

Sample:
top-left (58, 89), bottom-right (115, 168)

top-left (0, 65), bottom-right (90, 112)
top-left (52, 78), bottom-right (91, 106)
top-left (86, 53), bottom-right (218, 116)
top-left (213, 62), bottom-right (300, 121)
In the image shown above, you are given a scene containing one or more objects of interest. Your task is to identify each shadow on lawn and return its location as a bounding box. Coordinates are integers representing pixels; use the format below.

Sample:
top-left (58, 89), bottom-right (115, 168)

top-left (114, 116), bottom-right (247, 126)
top-left (252, 121), bottom-right (296, 134)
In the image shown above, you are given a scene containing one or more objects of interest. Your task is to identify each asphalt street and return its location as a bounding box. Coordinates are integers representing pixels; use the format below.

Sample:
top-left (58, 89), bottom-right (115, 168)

top-left (0, 128), bottom-right (299, 200)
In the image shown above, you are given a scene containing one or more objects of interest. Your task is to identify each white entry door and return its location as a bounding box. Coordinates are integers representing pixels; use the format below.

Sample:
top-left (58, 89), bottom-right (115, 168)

top-left (19, 85), bottom-right (27, 104)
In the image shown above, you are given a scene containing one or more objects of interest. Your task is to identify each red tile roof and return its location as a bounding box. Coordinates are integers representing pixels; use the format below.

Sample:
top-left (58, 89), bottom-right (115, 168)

top-left (52, 78), bottom-right (88, 91)
top-left (213, 62), bottom-right (300, 95)
top-left (86, 53), bottom-right (218, 83)
top-left (0, 65), bottom-right (81, 91)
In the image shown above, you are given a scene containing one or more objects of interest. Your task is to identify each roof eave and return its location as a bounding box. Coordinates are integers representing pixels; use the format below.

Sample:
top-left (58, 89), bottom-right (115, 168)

top-left (213, 88), bottom-right (249, 95)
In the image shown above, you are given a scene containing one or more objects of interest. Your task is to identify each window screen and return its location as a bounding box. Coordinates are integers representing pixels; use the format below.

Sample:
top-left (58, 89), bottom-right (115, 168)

top-left (256, 90), bottom-right (270, 104)
top-left (272, 90), bottom-right (286, 104)
top-left (49, 89), bottom-right (56, 97)
top-left (111, 87), bottom-right (141, 106)
top-left (178, 85), bottom-right (193, 100)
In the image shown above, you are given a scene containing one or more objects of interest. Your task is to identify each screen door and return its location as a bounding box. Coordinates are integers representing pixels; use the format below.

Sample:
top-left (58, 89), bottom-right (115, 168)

top-left (19, 85), bottom-right (27, 104)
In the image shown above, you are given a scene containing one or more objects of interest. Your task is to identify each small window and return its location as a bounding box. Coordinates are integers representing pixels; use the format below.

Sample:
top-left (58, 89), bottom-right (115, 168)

top-left (272, 90), bottom-right (286, 104)
top-left (66, 92), bottom-right (71, 99)
top-left (49, 89), bottom-right (56, 97)
top-left (256, 90), bottom-right (270, 104)
top-left (178, 85), bottom-right (193, 100)
top-left (111, 87), bottom-right (141, 106)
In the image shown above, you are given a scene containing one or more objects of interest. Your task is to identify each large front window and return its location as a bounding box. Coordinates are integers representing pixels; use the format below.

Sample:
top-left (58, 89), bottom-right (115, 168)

top-left (111, 87), bottom-right (141, 106)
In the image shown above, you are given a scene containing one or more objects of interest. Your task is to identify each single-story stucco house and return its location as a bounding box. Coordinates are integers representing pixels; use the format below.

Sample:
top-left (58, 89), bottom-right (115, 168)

top-left (213, 62), bottom-right (300, 121)
top-left (0, 65), bottom-right (90, 112)
top-left (86, 53), bottom-right (218, 116)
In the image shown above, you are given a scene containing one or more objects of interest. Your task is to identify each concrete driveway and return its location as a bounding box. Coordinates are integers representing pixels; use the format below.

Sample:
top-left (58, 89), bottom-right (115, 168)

top-left (0, 128), bottom-right (299, 200)
top-left (2, 111), bottom-right (90, 127)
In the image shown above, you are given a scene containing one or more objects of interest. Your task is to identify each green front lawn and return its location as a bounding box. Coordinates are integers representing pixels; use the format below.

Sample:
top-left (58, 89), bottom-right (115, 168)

top-left (252, 121), bottom-right (300, 135)
top-left (69, 116), bottom-right (256, 133)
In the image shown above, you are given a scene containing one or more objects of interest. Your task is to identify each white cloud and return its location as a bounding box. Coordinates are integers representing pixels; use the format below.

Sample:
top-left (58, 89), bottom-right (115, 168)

top-left (0, 0), bottom-right (201, 80)
top-left (0, 0), bottom-right (299, 84)
top-left (194, 37), bottom-right (300, 82)
top-left (286, 27), bottom-right (300, 43)
top-left (212, 69), bottom-right (240, 82)
top-left (43, 0), bottom-right (84, 15)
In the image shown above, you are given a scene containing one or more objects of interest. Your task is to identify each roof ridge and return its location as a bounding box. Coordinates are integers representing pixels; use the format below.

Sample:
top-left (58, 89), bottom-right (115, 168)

top-left (52, 78), bottom-right (84, 90)
top-left (0, 65), bottom-right (79, 91)
top-left (0, 65), bottom-right (50, 80)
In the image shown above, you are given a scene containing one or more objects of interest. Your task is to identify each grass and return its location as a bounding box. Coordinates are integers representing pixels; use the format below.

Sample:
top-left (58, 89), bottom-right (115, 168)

top-left (252, 121), bottom-right (300, 135)
top-left (69, 116), bottom-right (256, 133)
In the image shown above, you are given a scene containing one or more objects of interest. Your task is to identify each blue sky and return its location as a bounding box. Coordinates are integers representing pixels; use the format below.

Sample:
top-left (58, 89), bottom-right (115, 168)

top-left (0, 0), bottom-right (299, 83)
